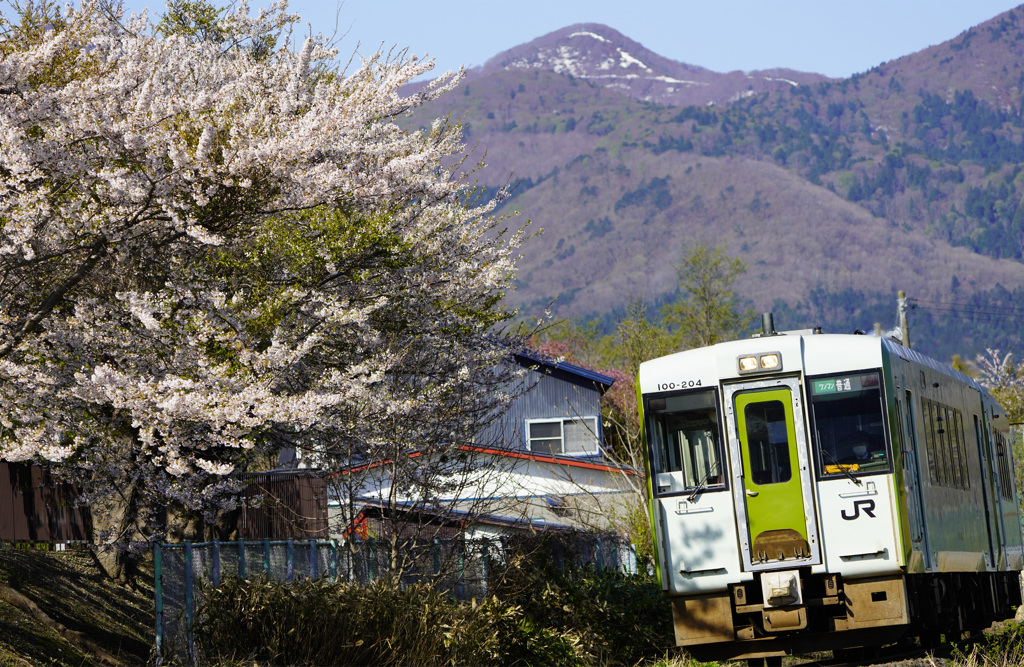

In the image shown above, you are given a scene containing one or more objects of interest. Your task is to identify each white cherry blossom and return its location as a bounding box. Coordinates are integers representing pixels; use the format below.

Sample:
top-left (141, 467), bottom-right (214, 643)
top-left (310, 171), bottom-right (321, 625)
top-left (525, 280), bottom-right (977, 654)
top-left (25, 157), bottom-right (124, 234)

top-left (0, 0), bottom-right (524, 554)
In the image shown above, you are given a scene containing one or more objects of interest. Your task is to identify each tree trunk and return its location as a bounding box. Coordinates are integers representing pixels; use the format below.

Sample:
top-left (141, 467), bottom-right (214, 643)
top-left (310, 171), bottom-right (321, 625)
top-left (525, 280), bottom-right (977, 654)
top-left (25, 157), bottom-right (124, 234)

top-left (89, 484), bottom-right (141, 584)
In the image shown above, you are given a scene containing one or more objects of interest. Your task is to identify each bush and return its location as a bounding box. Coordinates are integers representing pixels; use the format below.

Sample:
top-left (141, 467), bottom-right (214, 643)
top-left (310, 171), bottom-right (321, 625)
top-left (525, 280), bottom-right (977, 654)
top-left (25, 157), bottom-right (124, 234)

top-left (496, 568), bottom-right (673, 665)
top-left (194, 576), bottom-right (588, 666)
top-left (194, 534), bottom-right (673, 666)
top-left (951, 622), bottom-right (1024, 666)
top-left (490, 535), bottom-right (674, 665)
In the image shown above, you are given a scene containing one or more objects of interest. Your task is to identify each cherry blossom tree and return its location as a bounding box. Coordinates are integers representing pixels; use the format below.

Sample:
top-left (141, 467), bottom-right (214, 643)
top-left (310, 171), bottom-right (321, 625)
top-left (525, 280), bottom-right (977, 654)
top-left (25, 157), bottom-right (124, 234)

top-left (976, 348), bottom-right (1024, 421)
top-left (0, 0), bottom-right (523, 572)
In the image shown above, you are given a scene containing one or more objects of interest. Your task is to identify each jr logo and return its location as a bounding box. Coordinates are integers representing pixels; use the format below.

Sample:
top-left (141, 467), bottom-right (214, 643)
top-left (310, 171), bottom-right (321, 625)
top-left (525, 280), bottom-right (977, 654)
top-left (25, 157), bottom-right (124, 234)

top-left (841, 499), bottom-right (876, 520)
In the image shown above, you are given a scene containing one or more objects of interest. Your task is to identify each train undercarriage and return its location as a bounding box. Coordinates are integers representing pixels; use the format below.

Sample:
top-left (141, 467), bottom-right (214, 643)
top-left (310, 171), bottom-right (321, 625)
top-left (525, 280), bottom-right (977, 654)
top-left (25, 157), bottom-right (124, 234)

top-left (673, 569), bottom-right (1022, 663)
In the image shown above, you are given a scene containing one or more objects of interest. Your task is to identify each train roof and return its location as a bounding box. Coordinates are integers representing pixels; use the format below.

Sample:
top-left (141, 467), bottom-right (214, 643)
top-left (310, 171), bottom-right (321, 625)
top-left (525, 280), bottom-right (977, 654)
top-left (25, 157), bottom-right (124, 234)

top-left (639, 332), bottom-right (988, 398)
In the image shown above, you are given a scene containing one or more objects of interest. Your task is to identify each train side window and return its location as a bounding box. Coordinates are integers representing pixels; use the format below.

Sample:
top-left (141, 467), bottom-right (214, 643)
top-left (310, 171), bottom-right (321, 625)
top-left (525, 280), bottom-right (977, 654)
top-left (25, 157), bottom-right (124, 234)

top-left (995, 431), bottom-right (1014, 500)
top-left (952, 411), bottom-right (968, 489)
top-left (921, 398), bottom-right (969, 490)
top-left (922, 400), bottom-right (940, 484)
top-left (808, 370), bottom-right (889, 478)
top-left (646, 390), bottom-right (725, 493)
top-left (935, 405), bottom-right (951, 486)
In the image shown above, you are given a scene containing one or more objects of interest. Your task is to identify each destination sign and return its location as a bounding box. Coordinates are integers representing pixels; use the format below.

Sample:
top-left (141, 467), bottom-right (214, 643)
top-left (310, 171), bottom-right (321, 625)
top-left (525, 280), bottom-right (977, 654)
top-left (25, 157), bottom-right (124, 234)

top-left (811, 372), bottom-right (879, 395)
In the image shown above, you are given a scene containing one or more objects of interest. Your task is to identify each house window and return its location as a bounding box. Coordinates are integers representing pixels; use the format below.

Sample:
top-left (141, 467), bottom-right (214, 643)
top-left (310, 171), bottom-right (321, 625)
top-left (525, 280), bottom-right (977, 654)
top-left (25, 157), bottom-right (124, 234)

top-left (526, 417), bottom-right (599, 455)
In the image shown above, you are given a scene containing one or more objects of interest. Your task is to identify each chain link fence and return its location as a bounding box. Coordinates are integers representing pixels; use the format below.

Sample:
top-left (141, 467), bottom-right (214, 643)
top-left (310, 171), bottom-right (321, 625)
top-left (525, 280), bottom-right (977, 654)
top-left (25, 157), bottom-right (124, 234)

top-left (155, 533), bottom-right (638, 664)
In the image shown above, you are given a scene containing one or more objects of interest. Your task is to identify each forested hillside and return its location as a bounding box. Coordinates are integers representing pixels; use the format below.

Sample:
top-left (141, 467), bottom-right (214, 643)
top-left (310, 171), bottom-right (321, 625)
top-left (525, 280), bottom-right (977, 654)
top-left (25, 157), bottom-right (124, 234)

top-left (407, 9), bottom-right (1024, 360)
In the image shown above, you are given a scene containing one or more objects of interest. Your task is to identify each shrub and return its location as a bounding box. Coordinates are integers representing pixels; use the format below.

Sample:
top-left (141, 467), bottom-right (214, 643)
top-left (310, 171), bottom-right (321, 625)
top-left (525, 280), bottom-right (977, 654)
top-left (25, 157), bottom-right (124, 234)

top-left (193, 576), bottom-right (587, 666)
top-left (951, 622), bottom-right (1024, 666)
top-left (194, 534), bottom-right (673, 665)
top-left (490, 535), bottom-right (674, 665)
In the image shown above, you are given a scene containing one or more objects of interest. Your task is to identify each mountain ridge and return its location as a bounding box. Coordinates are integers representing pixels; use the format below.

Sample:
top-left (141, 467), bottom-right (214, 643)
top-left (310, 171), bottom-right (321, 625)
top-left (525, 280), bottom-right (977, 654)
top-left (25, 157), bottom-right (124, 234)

top-left (404, 8), bottom-right (1024, 358)
top-left (468, 23), bottom-right (831, 107)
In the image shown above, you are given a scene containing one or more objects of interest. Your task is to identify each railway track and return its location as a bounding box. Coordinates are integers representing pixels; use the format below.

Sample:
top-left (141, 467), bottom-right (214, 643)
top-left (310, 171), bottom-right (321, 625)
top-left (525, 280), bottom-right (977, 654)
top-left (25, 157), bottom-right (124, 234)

top-left (782, 635), bottom-right (979, 667)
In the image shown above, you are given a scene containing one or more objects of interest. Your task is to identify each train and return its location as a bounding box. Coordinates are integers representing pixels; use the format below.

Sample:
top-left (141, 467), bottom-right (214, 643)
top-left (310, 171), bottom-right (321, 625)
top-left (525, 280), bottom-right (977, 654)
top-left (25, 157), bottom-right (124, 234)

top-left (638, 315), bottom-right (1024, 664)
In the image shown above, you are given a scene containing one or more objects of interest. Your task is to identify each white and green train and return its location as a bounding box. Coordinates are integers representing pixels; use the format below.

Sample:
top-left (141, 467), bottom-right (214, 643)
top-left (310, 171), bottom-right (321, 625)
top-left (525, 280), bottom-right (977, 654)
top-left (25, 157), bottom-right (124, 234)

top-left (639, 315), bottom-right (1023, 663)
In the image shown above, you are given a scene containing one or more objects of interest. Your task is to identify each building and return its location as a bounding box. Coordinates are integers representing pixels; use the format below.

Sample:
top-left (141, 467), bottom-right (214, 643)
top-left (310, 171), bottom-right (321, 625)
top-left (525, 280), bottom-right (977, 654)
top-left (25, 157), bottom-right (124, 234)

top-left (331, 350), bottom-right (639, 541)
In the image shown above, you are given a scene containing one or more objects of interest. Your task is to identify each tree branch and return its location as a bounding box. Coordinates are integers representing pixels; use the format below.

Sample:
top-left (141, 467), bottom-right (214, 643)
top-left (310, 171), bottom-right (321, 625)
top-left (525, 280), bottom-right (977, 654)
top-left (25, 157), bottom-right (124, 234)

top-left (0, 237), bottom-right (106, 359)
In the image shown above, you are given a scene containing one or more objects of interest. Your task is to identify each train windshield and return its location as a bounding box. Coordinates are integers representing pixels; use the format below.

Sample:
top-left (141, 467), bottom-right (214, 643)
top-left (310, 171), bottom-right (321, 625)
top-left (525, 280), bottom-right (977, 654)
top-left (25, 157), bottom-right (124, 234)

top-left (808, 370), bottom-right (889, 477)
top-left (646, 390), bottom-right (725, 495)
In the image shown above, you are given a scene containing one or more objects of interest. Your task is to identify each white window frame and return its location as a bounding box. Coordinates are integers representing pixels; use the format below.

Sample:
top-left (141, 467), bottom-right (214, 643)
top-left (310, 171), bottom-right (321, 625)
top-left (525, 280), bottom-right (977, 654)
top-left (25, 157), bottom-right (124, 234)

top-left (525, 416), bottom-right (600, 456)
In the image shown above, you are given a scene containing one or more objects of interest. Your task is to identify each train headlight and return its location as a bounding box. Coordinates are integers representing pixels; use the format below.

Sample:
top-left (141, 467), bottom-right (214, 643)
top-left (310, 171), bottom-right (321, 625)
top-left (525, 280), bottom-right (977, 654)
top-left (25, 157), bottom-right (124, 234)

top-left (737, 352), bottom-right (783, 374)
top-left (738, 356), bottom-right (759, 372)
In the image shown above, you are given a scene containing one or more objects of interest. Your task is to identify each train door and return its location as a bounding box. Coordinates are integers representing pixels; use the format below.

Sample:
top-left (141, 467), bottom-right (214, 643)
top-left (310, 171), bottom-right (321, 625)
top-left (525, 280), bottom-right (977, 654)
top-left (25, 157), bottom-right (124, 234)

top-left (725, 378), bottom-right (820, 570)
top-left (897, 390), bottom-right (930, 568)
top-left (974, 413), bottom-right (1003, 567)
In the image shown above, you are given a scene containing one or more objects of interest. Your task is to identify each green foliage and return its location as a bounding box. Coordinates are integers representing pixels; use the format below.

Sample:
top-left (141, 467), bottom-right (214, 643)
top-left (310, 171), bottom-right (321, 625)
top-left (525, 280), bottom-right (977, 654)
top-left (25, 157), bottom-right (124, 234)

top-left (614, 177), bottom-right (673, 213)
top-left (662, 242), bottom-right (755, 348)
top-left (208, 207), bottom-right (414, 341)
top-left (490, 539), bottom-right (674, 666)
top-left (950, 622), bottom-right (1024, 666)
top-left (607, 297), bottom-right (672, 378)
top-left (156, 0), bottom-right (225, 41)
top-left (0, 1), bottom-right (102, 89)
top-left (642, 655), bottom-right (720, 667)
top-left (518, 570), bottom-right (673, 665)
top-left (195, 576), bottom-right (588, 666)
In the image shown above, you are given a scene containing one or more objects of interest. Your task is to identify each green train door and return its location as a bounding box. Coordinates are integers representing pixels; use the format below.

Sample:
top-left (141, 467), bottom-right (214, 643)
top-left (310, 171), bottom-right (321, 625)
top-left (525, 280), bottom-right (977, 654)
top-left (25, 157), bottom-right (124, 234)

top-left (726, 378), bottom-right (820, 570)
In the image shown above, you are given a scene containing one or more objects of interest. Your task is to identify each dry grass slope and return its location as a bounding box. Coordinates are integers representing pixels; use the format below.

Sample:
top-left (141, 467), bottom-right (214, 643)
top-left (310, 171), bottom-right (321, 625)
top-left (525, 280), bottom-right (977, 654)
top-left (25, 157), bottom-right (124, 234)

top-left (0, 547), bottom-right (153, 666)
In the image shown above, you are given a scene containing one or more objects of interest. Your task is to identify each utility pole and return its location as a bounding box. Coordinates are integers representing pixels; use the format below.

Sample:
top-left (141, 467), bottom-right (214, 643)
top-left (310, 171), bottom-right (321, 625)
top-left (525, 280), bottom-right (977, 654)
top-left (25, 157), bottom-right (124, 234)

top-left (897, 290), bottom-right (910, 348)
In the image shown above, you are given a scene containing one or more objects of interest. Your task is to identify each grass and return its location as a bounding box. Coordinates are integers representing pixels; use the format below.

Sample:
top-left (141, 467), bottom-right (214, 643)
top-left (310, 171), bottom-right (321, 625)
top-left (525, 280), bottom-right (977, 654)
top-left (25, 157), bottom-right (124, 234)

top-left (0, 545), bottom-right (153, 666)
top-left (950, 622), bottom-right (1024, 667)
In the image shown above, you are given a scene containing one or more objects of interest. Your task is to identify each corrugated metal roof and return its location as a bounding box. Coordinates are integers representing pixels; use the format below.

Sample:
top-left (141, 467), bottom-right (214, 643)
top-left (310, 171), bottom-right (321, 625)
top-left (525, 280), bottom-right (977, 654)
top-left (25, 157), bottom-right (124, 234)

top-left (460, 445), bottom-right (638, 474)
top-left (354, 499), bottom-right (580, 533)
top-left (330, 445), bottom-right (638, 476)
top-left (514, 349), bottom-right (616, 390)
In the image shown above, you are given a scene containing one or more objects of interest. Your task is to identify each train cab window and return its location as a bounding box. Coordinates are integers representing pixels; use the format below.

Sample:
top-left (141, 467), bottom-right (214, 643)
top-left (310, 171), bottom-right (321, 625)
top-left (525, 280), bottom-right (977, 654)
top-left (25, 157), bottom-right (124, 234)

top-left (808, 371), bottom-right (890, 478)
top-left (646, 390), bottom-right (725, 496)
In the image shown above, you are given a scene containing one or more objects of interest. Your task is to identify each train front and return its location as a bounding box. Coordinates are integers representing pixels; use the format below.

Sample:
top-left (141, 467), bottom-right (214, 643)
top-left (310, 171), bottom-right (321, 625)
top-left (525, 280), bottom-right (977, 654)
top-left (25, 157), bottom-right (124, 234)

top-left (639, 327), bottom-right (908, 661)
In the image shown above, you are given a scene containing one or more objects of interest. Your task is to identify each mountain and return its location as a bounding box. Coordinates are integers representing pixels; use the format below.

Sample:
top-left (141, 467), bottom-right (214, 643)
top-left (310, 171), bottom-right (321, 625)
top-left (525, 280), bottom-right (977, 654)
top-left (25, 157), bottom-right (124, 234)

top-left (476, 24), bottom-right (830, 107)
top-left (405, 13), bottom-right (1024, 360)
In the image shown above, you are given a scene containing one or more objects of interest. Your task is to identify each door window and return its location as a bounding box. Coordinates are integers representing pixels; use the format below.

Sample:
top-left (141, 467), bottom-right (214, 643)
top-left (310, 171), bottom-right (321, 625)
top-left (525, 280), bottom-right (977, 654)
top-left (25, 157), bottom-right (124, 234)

top-left (743, 400), bottom-right (792, 485)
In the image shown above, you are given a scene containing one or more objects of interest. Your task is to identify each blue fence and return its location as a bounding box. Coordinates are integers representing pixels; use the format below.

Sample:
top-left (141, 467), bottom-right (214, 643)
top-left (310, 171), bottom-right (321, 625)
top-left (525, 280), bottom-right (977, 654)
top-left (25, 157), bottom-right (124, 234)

top-left (155, 534), bottom-right (637, 664)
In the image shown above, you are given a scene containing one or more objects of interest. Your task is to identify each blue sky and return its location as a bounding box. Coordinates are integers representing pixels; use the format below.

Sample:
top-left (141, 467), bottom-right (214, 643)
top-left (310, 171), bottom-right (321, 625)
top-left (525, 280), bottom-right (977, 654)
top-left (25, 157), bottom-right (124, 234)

top-left (118, 0), bottom-right (1023, 79)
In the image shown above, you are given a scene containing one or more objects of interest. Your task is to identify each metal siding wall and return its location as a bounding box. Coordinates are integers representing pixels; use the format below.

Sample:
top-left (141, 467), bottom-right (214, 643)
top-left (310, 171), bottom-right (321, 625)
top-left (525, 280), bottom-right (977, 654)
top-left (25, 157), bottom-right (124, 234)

top-left (0, 463), bottom-right (15, 540)
top-left (495, 369), bottom-right (603, 450)
top-left (238, 473), bottom-right (329, 539)
top-left (28, 466), bottom-right (46, 541)
top-left (0, 462), bottom-right (91, 543)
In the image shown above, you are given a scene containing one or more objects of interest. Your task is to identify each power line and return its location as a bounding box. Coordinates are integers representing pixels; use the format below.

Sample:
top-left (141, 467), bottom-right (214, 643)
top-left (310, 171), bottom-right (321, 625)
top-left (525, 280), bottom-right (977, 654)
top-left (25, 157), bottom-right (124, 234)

top-left (911, 298), bottom-right (1024, 314)
top-left (908, 298), bottom-right (1024, 324)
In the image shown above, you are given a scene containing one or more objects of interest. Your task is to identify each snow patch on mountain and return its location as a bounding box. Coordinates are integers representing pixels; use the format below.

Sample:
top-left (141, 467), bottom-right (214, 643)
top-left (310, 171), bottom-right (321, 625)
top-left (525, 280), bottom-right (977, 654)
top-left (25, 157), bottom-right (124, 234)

top-left (618, 50), bottom-right (648, 70)
top-left (477, 23), bottom-right (831, 107)
top-left (568, 30), bottom-right (609, 43)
